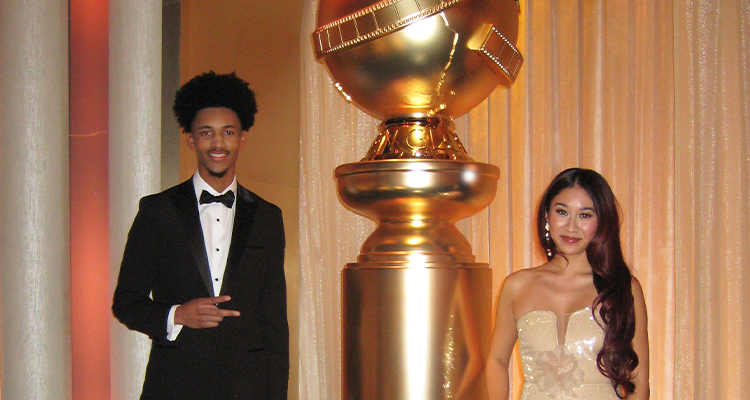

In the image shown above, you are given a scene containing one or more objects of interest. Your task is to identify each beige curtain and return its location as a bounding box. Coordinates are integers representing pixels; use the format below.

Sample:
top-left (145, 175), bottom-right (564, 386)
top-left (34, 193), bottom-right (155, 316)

top-left (674, 1), bottom-right (750, 399)
top-left (298, 1), bottom-right (378, 398)
top-left (299, 1), bottom-right (749, 399)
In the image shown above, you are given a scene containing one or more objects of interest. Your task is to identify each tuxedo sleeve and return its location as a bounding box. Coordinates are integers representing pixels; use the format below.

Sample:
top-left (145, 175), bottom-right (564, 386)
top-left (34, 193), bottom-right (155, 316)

top-left (112, 197), bottom-right (173, 340)
top-left (259, 206), bottom-right (290, 399)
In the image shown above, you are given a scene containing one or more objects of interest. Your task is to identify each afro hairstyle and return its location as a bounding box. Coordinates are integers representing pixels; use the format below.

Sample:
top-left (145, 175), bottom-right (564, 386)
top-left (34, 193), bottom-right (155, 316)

top-left (173, 71), bottom-right (258, 132)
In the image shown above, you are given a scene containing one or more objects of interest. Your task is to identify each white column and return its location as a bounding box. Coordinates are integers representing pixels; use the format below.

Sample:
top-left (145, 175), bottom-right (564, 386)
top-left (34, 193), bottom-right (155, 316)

top-left (0, 0), bottom-right (71, 399)
top-left (109, 1), bottom-right (162, 399)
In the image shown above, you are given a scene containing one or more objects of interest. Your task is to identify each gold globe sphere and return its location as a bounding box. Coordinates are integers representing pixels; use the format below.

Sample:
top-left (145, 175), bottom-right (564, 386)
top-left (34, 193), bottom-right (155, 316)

top-left (313, 0), bottom-right (523, 123)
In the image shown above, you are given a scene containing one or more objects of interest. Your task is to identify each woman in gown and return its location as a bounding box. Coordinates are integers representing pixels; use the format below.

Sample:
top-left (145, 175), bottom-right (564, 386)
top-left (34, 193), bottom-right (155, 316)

top-left (486, 168), bottom-right (649, 400)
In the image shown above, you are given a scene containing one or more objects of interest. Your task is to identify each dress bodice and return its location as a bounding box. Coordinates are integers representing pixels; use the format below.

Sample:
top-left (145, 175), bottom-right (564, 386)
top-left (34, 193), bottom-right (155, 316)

top-left (516, 308), bottom-right (619, 400)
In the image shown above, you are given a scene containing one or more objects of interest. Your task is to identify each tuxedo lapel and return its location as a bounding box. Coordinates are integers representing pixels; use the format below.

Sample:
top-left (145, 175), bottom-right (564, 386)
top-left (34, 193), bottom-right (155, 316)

top-left (172, 180), bottom-right (214, 297)
top-left (221, 185), bottom-right (258, 295)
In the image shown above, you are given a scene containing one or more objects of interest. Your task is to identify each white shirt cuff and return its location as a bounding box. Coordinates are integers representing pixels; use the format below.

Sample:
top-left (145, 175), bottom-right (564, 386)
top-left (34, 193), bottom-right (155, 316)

top-left (167, 304), bottom-right (183, 341)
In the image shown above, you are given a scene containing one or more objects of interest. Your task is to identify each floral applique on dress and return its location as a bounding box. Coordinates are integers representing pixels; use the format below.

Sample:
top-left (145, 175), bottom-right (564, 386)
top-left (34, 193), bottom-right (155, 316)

top-left (529, 344), bottom-right (585, 398)
top-left (516, 308), bottom-right (619, 400)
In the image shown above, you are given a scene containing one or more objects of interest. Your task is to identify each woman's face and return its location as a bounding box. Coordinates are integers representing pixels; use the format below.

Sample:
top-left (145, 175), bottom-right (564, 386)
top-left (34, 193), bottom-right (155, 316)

top-left (547, 186), bottom-right (599, 258)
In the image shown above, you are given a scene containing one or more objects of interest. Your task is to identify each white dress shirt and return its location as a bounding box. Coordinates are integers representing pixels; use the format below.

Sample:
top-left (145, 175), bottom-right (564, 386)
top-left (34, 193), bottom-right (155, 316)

top-left (167, 172), bottom-right (237, 341)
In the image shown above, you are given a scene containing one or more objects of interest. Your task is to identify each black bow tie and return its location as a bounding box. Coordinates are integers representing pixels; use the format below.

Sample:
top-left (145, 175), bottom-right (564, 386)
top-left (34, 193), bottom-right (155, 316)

top-left (199, 190), bottom-right (235, 208)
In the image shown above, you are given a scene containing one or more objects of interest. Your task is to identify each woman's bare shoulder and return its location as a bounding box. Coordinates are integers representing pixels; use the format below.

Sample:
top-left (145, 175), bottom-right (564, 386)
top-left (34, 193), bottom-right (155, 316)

top-left (501, 265), bottom-right (548, 293)
top-left (630, 275), bottom-right (647, 308)
top-left (631, 275), bottom-right (643, 290)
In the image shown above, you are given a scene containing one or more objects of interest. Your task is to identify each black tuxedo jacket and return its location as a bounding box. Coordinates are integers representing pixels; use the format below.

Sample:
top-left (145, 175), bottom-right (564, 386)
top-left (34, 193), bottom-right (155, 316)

top-left (112, 179), bottom-right (288, 400)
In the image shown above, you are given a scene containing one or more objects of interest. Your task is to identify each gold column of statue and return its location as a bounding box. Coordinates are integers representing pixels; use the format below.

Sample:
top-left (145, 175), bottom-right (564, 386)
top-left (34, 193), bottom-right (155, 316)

top-left (313, 1), bottom-right (523, 398)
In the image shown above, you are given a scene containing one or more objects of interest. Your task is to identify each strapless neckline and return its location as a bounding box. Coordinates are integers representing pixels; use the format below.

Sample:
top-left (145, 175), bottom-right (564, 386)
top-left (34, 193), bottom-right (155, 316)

top-left (515, 306), bottom-right (617, 399)
top-left (517, 307), bottom-right (592, 322)
top-left (517, 308), bottom-right (592, 346)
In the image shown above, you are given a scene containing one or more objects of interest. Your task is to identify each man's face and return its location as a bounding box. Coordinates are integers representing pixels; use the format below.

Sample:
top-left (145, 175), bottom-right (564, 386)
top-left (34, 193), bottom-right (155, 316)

top-left (186, 107), bottom-right (247, 188)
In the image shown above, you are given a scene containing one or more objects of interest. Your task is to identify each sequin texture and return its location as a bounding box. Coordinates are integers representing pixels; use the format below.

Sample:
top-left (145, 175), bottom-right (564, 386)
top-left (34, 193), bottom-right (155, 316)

top-left (516, 308), bottom-right (619, 399)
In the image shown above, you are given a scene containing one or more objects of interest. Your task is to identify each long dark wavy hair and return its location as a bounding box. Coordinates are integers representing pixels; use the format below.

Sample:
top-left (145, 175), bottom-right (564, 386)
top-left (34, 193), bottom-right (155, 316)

top-left (536, 168), bottom-right (638, 397)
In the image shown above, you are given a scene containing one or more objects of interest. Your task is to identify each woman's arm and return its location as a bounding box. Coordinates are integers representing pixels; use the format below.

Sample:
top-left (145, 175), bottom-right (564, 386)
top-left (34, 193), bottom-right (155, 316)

top-left (486, 274), bottom-right (520, 400)
top-left (628, 276), bottom-right (650, 399)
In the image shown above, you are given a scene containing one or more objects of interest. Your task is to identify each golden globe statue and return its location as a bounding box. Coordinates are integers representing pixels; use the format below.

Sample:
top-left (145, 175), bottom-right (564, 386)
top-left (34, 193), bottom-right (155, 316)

top-left (313, 1), bottom-right (523, 398)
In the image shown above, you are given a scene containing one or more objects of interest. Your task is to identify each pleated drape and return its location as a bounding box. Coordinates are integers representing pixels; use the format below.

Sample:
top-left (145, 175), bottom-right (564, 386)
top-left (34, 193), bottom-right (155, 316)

top-left (108, 2), bottom-right (163, 399)
top-left (298, 1), bottom-right (749, 399)
top-left (674, 1), bottom-right (750, 399)
top-left (0, 0), bottom-right (72, 398)
top-left (298, 1), bottom-right (378, 398)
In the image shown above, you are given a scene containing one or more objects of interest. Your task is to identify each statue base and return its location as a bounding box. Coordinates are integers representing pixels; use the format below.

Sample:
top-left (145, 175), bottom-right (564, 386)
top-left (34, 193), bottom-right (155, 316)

top-left (342, 265), bottom-right (491, 400)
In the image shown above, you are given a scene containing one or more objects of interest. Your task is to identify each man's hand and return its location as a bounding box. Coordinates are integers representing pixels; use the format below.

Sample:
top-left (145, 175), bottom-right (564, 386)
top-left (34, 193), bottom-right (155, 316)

top-left (174, 296), bottom-right (240, 329)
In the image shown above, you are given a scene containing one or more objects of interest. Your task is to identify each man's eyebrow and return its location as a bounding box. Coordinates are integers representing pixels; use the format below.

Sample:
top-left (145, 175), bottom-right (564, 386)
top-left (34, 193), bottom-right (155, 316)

top-left (195, 124), bottom-right (239, 130)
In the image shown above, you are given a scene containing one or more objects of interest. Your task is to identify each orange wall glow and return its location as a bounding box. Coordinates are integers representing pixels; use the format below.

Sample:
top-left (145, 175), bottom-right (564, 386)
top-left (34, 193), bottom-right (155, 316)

top-left (69, 0), bottom-right (111, 399)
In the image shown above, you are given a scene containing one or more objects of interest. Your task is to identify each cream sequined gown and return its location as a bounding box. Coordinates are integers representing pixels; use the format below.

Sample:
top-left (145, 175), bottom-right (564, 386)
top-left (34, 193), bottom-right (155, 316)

top-left (516, 308), bottom-right (619, 400)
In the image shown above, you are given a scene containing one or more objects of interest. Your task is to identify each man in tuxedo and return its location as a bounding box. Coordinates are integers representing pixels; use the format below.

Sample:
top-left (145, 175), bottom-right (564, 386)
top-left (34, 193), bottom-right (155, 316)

top-left (112, 71), bottom-right (289, 399)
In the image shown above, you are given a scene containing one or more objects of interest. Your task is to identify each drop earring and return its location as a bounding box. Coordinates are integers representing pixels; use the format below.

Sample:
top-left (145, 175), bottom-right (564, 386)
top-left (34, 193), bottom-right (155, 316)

top-left (545, 221), bottom-right (552, 257)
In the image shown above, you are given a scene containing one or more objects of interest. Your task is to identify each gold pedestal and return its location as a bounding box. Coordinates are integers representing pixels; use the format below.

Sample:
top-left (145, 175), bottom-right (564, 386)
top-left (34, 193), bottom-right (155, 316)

top-left (342, 267), bottom-right (491, 400)
top-left (336, 159), bottom-right (499, 265)
top-left (336, 159), bottom-right (498, 399)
